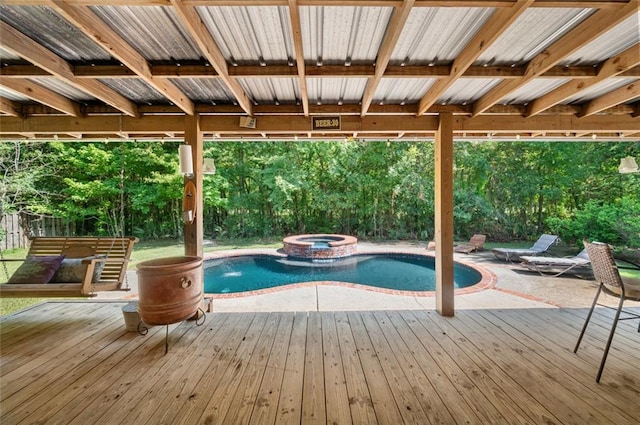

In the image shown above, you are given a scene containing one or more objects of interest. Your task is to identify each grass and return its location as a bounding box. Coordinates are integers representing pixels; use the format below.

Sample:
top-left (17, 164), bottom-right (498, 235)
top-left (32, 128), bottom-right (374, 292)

top-left (2, 238), bottom-right (639, 317)
top-left (0, 237), bottom-right (282, 316)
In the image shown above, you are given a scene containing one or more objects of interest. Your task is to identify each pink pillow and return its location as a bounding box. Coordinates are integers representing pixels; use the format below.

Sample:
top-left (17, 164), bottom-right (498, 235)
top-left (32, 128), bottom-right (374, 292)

top-left (7, 255), bottom-right (66, 284)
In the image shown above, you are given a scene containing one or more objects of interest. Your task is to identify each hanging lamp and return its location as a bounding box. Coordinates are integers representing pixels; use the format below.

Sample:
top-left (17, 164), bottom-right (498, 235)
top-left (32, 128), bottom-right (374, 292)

top-left (179, 144), bottom-right (193, 177)
top-left (618, 156), bottom-right (639, 174)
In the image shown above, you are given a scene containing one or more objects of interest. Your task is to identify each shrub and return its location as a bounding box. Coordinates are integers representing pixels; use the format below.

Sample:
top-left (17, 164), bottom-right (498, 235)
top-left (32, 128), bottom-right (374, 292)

top-left (547, 197), bottom-right (640, 247)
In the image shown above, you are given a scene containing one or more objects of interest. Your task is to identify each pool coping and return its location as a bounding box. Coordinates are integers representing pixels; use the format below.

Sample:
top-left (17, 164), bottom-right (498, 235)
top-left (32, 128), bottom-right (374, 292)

top-left (203, 248), bottom-right (497, 299)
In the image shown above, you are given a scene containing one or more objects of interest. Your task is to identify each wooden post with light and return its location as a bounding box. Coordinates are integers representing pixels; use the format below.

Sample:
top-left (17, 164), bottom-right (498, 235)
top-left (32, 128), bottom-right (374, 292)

top-left (182, 114), bottom-right (204, 258)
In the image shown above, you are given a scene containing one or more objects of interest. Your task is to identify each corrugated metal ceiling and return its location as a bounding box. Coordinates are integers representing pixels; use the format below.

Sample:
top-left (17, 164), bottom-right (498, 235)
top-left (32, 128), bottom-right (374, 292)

top-left (0, 5), bottom-right (112, 62)
top-left (561, 13), bottom-right (640, 66)
top-left (0, 1), bottom-right (638, 140)
top-left (475, 8), bottom-right (595, 66)
top-left (392, 7), bottom-right (494, 65)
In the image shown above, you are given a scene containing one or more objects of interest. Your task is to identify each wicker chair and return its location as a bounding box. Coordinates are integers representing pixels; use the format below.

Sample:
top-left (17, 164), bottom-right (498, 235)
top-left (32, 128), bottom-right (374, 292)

top-left (573, 241), bottom-right (640, 382)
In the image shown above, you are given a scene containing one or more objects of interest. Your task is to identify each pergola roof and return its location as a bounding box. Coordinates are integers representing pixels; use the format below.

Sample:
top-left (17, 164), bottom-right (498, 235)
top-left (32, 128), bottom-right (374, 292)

top-left (0, 0), bottom-right (639, 141)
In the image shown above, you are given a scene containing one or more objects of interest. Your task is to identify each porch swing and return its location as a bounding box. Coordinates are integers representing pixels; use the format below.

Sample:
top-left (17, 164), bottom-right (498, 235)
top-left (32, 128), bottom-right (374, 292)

top-left (0, 143), bottom-right (138, 298)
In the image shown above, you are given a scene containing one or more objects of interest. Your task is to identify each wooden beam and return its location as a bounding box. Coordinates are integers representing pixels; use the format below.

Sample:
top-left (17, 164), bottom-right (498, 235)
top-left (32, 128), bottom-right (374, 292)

top-left (418, 0), bottom-right (533, 115)
top-left (183, 114), bottom-right (204, 258)
top-left (0, 77), bottom-right (81, 116)
top-left (2, 110), bottom-right (640, 135)
top-left (0, 21), bottom-right (138, 117)
top-left (472, 0), bottom-right (639, 116)
top-left (435, 111), bottom-right (454, 317)
top-left (579, 81), bottom-right (640, 117)
top-left (0, 96), bottom-right (21, 117)
top-left (288, 0), bottom-right (310, 116)
top-left (169, 0), bottom-right (253, 116)
top-left (360, 0), bottom-right (414, 116)
top-left (528, 43), bottom-right (640, 116)
top-left (47, 0), bottom-right (195, 115)
top-left (8, 61), bottom-right (640, 80)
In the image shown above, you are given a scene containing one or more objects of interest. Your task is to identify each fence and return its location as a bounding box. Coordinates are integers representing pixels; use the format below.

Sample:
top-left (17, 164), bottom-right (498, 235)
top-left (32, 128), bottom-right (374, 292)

top-left (1, 213), bottom-right (69, 251)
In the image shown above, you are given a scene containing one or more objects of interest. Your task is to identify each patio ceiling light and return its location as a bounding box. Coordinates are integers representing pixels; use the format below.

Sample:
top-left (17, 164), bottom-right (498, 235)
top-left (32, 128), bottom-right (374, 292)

top-left (179, 144), bottom-right (193, 177)
top-left (618, 156), bottom-right (639, 174)
top-left (203, 158), bottom-right (216, 175)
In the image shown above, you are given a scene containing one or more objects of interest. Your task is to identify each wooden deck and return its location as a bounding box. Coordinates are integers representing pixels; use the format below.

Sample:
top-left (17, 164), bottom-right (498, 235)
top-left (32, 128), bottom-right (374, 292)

top-left (1, 301), bottom-right (638, 425)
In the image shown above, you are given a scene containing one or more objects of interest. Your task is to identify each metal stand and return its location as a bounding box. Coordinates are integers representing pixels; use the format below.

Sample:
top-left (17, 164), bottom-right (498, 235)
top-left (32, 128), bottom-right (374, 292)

top-left (137, 320), bottom-right (149, 335)
top-left (137, 308), bottom-right (206, 355)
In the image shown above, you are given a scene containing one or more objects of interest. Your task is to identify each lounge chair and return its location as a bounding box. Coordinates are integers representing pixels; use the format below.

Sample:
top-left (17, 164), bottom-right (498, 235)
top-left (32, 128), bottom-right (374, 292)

top-left (520, 248), bottom-right (590, 276)
top-left (492, 234), bottom-right (558, 262)
top-left (454, 234), bottom-right (486, 254)
top-left (573, 241), bottom-right (640, 382)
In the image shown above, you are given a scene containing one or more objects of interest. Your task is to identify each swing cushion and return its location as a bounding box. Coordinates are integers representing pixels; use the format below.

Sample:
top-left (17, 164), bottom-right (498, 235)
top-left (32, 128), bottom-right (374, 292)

top-left (50, 255), bottom-right (107, 283)
top-left (7, 255), bottom-right (66, 284)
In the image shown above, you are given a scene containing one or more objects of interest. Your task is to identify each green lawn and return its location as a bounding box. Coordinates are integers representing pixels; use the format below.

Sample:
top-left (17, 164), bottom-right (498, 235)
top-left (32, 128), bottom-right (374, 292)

top-left (0, 237), bottom-right (281, 316)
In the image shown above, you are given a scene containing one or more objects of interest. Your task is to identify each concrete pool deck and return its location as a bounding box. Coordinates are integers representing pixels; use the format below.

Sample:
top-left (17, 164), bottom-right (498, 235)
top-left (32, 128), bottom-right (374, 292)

top-left (98, 241), bottom-right (638, 312)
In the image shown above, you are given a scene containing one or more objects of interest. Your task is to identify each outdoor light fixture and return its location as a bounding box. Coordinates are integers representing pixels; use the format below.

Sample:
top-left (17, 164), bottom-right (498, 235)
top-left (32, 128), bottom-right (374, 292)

top-left (179, 144), bottom-right (193, 177)
top-left (618, 156), bottom-right (639, 174)
top-left (203, 158), bottom-right (216, 174)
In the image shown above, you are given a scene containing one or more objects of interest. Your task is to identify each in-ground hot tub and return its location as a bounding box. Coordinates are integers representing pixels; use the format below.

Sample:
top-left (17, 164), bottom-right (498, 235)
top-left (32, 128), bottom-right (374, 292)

top-left (283, 234), bottom-right (357, 259)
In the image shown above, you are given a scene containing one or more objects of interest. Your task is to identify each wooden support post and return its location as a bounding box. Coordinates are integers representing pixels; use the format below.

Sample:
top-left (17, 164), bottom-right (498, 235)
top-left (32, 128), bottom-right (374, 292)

top-left (184, 114), bottom-right (203, 258)
top-left (435, 112), bottom-right (454, 317)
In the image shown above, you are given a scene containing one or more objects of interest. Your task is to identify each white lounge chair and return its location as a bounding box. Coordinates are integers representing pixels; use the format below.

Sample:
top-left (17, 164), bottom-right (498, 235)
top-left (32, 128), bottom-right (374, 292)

top-left (520, 248), bottom-right (590, 276)
top-left (492, 234), bottom-right (558, 262)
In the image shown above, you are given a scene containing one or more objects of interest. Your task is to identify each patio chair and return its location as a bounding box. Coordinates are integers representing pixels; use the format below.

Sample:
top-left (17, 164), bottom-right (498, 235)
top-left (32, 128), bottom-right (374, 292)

top-left (573, 241), bottom-right (640, 383)
top-left (520, 248), bottom-right (590, 277)
top-left (492, 234), bottom-right (558, 262)
top-left (454, 234), bottom-right (487, 254)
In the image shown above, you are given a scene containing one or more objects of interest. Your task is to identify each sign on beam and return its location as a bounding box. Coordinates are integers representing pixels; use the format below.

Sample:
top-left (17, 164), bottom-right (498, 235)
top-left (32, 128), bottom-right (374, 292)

top-left (312, 116), bottom-right (341, 131)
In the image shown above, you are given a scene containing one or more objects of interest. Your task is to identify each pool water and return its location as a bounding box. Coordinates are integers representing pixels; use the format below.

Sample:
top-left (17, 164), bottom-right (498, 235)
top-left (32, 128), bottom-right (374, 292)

top-left (204, 254), bottom-right (481, 294)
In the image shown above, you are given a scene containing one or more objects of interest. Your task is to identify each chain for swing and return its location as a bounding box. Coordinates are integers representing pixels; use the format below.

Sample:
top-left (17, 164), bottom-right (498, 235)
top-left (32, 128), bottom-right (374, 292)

top-left (0, 244), bottom-right (9, 281)
top-left (118, 142), bottom-right (130, 291)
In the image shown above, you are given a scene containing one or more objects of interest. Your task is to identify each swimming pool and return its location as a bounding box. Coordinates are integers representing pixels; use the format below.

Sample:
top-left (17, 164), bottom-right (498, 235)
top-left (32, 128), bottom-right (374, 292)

top-left (203, 253), bottom-right (482, 294)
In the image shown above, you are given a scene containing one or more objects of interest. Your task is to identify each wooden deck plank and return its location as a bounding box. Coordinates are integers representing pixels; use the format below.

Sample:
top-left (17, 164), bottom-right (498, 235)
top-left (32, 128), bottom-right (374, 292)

top-left (0, 302), bottom-right (77, 347)
top-left (301, 312), bottom-right (326, 425)
top-left (556, 306), bottom-right (640, 356)
top-left (345, 311), bottom-right (405, 425)
top-left (214, 313), bottom-right (282, 425)
top-left (2, 319), bottom-right (183, 424)
top-left (359, 311), bottom-right (433, 424)
top-left (248, 312), bottom-right (295, 425)
top-left (274, 311), bottom-right (307, 425)
top-left (1, 303), bottom-right (639, 425)
top-left (74, 313), bottom-right (232, 425)
top-left (1, 304), bottom-right (120, 381)
top-left (1, 306), bottom-right (125, 404)
top-left (498, 308), bottom-right (639, 400)
top-left (381, 311), bottom-right (483, 425)
top-left (441, 309), bottom-right (590, 425)
top-left (141, 313), bottom-right (257, 425)
top-left (375, 311), bottom-right (477, 425)
top-left (396, 310), bottom-right (513, 425)
top-left (334, 311), bottom-right (378, 425)
top-left (524, 307), bottom-right (639, 363)
top-left (321, 311), bottom-right (353, 425)
top-left (460, 309), bottom-right (639, 425)
top-left (401, 310), bottom-right (560, 425)
top-left (0, 303), bottom-right (108, 369)
top-left (172, 312), bottom-right (269, 425)
top-left (477, 309), bottom-right (640, 419)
